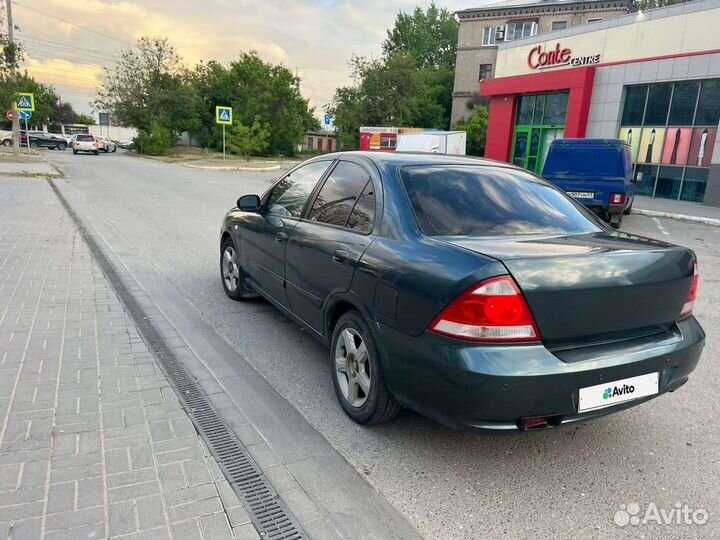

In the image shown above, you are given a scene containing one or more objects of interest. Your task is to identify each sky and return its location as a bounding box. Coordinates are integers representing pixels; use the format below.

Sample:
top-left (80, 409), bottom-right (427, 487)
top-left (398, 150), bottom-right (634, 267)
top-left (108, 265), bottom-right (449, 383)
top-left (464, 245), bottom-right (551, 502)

top-left (8, 0), bottom-right (477, 121)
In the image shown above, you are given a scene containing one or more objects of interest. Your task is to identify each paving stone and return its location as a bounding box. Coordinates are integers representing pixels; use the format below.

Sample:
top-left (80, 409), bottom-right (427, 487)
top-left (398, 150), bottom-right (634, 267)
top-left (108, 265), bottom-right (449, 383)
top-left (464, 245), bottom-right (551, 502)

top-left (45, 505), bottom-right (104, 531)
top-left (47, 481), bottom-right (75, 513)
top-left (170, 519), bottom-right (203, 540)
top-left (136, 494), bottom-right (166, 530)
top-left (109, 499), bottom-right (137, 536)
top-left (233, 522), bottom-right (261, 540)
top-left (199, 512), bottom-right (234, 540)
top-left (281, 488), bottom-right (322, 524)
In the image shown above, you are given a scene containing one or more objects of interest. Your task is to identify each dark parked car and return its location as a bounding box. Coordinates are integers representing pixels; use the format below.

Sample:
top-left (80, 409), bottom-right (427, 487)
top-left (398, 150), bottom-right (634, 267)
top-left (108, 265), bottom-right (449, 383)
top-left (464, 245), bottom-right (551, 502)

top-left (219, 152), bottom-right (704, 431)
top-left (20, 130), bottom-right (67, 150)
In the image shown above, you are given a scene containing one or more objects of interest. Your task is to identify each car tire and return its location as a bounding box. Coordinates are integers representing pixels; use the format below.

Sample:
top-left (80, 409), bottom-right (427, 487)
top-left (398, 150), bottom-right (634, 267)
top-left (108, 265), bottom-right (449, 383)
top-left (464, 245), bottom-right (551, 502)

top-left (1, 139), bottom-right (10, 147)
top-left (331, 311), bottom-right (401, 425)
top-left (112, 147), bottom-right (117, 153)
top-left (57, 143), bottom-right (67, 151)
top-left (73, 150), bottom-right (78, 155)
top-left (94, 150), bottom-right (99, 155)
top-left (623, 201), bottom-right (633, 215)
top-left (220, 236), bottom-right (254, 300)
top-left (30, 142), bottom-right (38, 148)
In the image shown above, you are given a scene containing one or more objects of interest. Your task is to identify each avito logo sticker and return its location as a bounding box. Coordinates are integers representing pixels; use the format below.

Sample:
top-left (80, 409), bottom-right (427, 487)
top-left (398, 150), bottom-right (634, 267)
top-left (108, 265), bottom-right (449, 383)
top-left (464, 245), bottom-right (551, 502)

top-left (603, 383), bottom-right (635, 400)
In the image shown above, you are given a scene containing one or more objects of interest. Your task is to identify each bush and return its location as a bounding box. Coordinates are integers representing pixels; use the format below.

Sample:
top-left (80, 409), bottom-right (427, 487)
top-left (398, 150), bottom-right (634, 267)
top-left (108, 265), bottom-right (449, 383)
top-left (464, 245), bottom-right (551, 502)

top-left (455, 106), bottom-right (488, 157)
top-left (133, 121), bottom-right (173, 155)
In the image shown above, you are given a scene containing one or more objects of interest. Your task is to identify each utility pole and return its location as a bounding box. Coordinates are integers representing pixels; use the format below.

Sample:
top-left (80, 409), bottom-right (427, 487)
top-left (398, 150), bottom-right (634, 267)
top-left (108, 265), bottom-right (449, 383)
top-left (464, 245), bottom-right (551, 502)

top-left (6, 0), bottom-right (20, 154)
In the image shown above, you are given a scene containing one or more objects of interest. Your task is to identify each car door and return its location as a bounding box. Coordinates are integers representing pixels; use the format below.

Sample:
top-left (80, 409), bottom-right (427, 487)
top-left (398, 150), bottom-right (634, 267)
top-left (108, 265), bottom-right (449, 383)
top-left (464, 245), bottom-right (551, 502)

top-left (285, 159), bottom-right (378, 333)
top-left (238, 159), bottom-right (334, 309)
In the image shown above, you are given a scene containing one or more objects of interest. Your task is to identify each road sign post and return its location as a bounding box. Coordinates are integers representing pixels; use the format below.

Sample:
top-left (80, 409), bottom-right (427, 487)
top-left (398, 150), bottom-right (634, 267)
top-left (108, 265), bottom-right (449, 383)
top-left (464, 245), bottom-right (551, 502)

top-left (215, 106), bottom-right (233, 161)
top-left (23, 117), bottom-right (29, 156)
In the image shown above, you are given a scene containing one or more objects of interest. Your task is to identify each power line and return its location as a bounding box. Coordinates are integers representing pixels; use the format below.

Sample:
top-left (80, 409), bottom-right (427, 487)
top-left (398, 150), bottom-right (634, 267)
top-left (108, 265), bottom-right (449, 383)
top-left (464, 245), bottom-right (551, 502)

top-left (18, 33), bottom-right (119, 60)
top-left (13, 2), bottom-right (134, 46)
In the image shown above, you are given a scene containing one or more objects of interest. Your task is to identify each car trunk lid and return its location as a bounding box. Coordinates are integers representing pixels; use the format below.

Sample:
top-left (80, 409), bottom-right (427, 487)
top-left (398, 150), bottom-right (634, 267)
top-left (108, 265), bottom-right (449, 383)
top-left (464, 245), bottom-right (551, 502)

top-left (439, 232), bottom-right (695, 349)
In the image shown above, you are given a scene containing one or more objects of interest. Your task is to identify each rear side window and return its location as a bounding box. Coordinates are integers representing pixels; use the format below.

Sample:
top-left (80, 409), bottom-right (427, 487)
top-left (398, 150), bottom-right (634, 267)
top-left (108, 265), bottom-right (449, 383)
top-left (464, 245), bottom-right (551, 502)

top-left (347, 181), bottom-right (375, 234)
top-left (77, 134), bottom-right (95, 142)
top-left (400, 166), bottom-right (602, 236)
top-left (309, 161), bottom-right (371, 227)
top-left (266, 161), bottom-right (331, 217)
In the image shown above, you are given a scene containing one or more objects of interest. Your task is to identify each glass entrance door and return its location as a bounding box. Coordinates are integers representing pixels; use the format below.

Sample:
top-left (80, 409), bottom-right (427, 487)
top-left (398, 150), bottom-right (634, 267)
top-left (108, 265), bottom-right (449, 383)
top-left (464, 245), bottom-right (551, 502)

top-left (511, 92), bottom-right (568, 175)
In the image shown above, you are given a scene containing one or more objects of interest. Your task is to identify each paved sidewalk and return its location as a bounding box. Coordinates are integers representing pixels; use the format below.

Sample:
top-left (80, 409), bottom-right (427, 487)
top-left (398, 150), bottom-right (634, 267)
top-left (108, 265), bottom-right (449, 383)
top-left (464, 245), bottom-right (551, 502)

top-left (634, 195), bottom-right (720, 224)
top-left (0, 161), bottom-right (60, 177)
top-left (0, 179), bottom-right (256, 539)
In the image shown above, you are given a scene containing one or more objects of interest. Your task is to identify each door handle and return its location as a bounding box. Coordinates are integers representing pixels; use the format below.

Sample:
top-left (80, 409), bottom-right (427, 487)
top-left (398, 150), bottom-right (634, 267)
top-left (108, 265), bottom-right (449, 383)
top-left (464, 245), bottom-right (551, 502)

top-left (333, 249), bottom-right (349, 263)
top-left (275, 232), bottom-right (288, 243)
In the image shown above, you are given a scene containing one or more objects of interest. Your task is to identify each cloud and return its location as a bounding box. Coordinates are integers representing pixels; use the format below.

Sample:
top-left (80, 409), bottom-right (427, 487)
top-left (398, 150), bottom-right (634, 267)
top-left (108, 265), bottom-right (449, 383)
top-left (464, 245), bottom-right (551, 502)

top-left (13, 0), bottom-right (471, 115)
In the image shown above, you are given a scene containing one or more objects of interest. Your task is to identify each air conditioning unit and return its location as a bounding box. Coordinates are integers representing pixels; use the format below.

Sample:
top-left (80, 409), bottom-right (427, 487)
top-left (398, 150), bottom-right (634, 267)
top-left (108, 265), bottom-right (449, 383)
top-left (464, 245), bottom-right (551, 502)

top-left (495, 25), bottom-right (505, 41)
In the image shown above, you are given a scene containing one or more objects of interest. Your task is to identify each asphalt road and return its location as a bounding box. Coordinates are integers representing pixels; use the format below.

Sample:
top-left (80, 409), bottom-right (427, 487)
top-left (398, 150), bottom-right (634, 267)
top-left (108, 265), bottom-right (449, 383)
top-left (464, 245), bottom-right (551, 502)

top-left (47, 150), bottom-right (719, 540)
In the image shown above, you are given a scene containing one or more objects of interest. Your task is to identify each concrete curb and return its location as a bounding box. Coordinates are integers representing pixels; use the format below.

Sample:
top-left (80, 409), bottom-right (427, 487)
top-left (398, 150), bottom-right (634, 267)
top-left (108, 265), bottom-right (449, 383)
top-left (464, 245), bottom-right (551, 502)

top-left (182, 163), bottom-right (283, 172)
top-left (634, 208), bottom-right (720, 227)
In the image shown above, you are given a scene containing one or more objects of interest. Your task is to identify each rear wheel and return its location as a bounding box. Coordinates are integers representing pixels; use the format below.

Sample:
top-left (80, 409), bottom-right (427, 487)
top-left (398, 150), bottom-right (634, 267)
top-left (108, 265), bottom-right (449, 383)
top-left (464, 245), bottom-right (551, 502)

top-left (30, 142), bottom-right (38, 148)
top-left (220, 236), bottom-right (254, 300)
top-left (57, 142), bottom-right (66, 151)
top-left (331, 311), bottom-right (400, 425)
top-left (623, 200), bottom-right (633, 215)
top-left (1, 139), bottom-right (10, 147)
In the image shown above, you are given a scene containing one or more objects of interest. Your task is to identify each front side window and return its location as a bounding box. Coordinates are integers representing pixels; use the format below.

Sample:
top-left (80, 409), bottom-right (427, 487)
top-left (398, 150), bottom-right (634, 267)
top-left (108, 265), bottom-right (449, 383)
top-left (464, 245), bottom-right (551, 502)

top-left (309, 161), bottom-right (371, 227)
top-left (266, 161), bottom-right (332, 217)
top-left (482, 26), bottom-right (497, 46)
top-left (401, 166), bottom-right (601, 236)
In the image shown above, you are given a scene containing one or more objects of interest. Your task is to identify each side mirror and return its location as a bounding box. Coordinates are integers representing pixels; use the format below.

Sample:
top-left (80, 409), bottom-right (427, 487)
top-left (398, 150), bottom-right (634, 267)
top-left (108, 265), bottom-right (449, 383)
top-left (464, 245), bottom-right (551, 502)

top-left (237, 194), bottom-right (261, 212)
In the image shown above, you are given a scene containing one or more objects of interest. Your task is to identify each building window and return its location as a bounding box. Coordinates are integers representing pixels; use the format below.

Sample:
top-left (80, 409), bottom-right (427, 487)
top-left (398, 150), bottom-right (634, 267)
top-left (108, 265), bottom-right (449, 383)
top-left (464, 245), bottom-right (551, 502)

top-left (505, 21), bottom-right (537, 41)
top-left (478, 64), bottom-right (492, 81)
top-left (552, 21), bottom-right (567, 31)
top-left (380, 136), bottom-right (396, 149)
top-left (618, 79), bottom-right (720, 203)
top-left (482, 26), bottom-right (497, 46)
top-left (307, 137), bottom-right (314, 150)
top-left (511, 92), bottom-right (568, 175)
top-left (587, 18), bottom-right (603, 23)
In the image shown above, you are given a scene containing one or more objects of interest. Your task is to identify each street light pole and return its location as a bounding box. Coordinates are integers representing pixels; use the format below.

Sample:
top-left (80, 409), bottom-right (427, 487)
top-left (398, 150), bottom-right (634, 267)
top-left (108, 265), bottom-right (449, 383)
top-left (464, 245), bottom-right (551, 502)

top-left (5, 0), bottom-right (20, 154)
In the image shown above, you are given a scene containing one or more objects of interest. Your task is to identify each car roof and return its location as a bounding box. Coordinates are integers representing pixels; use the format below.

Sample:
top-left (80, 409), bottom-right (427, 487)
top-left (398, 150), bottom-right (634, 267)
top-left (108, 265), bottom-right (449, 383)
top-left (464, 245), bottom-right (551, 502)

top-left (318, 150), bottom-right (508, 168)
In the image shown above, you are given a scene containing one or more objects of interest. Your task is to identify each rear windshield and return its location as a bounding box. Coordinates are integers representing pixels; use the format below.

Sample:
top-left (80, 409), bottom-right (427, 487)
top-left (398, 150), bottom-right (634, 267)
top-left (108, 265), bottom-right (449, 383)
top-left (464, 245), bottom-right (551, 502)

top-left (400, 165), bottom-right (602, 236)
top-left (542, 146), bottom-right (626, 179)
top-left (77, 134), bottom-right (95, 142)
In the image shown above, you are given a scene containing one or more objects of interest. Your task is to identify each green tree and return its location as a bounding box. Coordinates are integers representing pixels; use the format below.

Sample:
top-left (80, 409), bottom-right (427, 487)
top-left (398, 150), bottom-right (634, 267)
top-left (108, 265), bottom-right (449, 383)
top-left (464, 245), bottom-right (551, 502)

top-left (631, 0), bottom-right (681, 12)
top-left (454, 106), bottom-right (488, 156)
top-left (189, 53), bottom-right (318, 155)
top-left (133, 120), bottom-right (173, 155)
top-left (382, 2), bottom-right (458, 70)
top-left (226, 117), bottom-right (271, 160)
top-left (73, 113), bottom-right (95, 125)
top-left (328, 4), bottom-right (458, 149)
top-left (95, 37), bottom-right (198, 136)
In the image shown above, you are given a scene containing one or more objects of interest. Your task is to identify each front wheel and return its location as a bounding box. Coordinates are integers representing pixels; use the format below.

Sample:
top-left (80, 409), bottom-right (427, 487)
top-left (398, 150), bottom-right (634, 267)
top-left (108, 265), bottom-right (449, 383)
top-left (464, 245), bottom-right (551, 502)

top-left (30, 142), bottom-right (38, 148)
top-left (331, 311), bottom-right (400, 425)
top-left (73, 150), bottom-right (78, 155)
top-left (1, 139), bottom-right (10, 147)
top-left (220, 237), bottom-right (254, 300)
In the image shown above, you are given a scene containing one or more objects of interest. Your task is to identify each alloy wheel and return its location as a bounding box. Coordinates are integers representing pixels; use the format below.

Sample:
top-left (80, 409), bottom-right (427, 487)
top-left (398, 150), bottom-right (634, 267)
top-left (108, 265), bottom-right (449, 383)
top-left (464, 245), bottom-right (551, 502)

top-left (222, 245), bottom-right (240, 292)
top-left (334, 328), bottom-right (371, 407)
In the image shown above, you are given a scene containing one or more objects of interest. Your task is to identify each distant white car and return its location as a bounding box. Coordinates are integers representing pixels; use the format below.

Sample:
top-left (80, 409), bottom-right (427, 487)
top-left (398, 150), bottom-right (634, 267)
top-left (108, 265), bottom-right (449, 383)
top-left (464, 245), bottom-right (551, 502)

top-left (99, 136), bottom-right (117, 153)
top-left (73, 133), bottom-right (100, 155)
top-left (1, 130), bottom-right (13, 146)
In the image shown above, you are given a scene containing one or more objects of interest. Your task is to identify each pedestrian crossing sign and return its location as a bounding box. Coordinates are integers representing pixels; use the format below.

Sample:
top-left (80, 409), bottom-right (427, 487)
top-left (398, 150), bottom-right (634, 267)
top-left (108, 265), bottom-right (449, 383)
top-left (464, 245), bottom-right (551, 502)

top-left (15, 93), bottom-right (35, 112)
top-left (216, 106), bottom-right (232, 125)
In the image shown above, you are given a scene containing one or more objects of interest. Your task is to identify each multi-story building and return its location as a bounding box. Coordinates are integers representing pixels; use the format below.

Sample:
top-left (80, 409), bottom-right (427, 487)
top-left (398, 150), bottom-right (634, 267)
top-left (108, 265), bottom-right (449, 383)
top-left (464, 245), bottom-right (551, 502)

top-left (451, 0), bottom-right (631, 126)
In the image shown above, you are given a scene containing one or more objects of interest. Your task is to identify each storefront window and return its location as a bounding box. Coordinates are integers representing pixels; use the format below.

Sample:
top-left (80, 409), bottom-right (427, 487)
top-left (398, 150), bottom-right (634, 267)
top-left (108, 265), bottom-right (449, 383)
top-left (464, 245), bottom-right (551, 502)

top-left (621, 86), bottom-right (647, 125)
top-left (634, 164), bottom-right (657, 196)
top-left (644, 84), bottom-right (672, 125)
top-left (542, 93), bottom-right (568, 125)
top-left (695, 79), bottom-right (720, 126)
top-left (512, 92), bottom-right (568, 175)
top-left (618, 79), bottom-right (718, 203)
top-left (680, 168), bottom-right (709, 202)
top-left (655, 166), bottom-right (684, 200)
top-left (668, 81), bottom-right (699, 125)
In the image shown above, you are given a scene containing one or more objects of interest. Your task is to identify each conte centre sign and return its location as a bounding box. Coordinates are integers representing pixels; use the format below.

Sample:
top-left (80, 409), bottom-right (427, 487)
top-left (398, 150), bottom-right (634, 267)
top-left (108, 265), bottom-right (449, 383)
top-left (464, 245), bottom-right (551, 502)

top-left (527, 43), bottom-right (601, 70)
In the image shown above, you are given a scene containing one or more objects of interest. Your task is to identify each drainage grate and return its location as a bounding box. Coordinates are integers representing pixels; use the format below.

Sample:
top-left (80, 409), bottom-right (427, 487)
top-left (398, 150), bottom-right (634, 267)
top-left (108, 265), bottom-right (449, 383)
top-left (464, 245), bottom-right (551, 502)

top-left (49, 180), bottom-right (307, 540)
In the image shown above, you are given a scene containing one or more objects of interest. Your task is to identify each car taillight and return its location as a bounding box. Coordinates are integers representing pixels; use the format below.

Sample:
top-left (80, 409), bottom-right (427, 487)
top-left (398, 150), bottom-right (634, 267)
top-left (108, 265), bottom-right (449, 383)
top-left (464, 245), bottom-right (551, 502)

top-left (429, 275), bottom-right (541, 342)
top-left (610, 193), bottom-right (626, 204)
top-left (680, 262), bottom-right (699, 319)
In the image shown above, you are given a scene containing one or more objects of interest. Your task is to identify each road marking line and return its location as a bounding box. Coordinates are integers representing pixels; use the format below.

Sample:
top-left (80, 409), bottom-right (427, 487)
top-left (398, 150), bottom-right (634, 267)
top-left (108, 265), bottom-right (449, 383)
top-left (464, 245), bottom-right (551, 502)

top-left (653, 217), bottom-right (670, 236)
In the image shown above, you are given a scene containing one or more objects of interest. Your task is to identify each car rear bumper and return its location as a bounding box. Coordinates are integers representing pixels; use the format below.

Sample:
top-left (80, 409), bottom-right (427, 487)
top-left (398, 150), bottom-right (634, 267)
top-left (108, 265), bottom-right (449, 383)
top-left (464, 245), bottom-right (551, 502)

top-left (376, 316), bottom-right (705, 432)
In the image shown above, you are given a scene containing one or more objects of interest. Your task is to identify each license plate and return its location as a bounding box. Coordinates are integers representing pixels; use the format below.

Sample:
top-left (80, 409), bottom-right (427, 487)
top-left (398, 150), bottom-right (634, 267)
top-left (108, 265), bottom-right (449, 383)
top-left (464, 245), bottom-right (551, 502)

top-left (567, 191), bottom-right (594, 199)
top-left (578, 373), bottom-right (659, 413)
